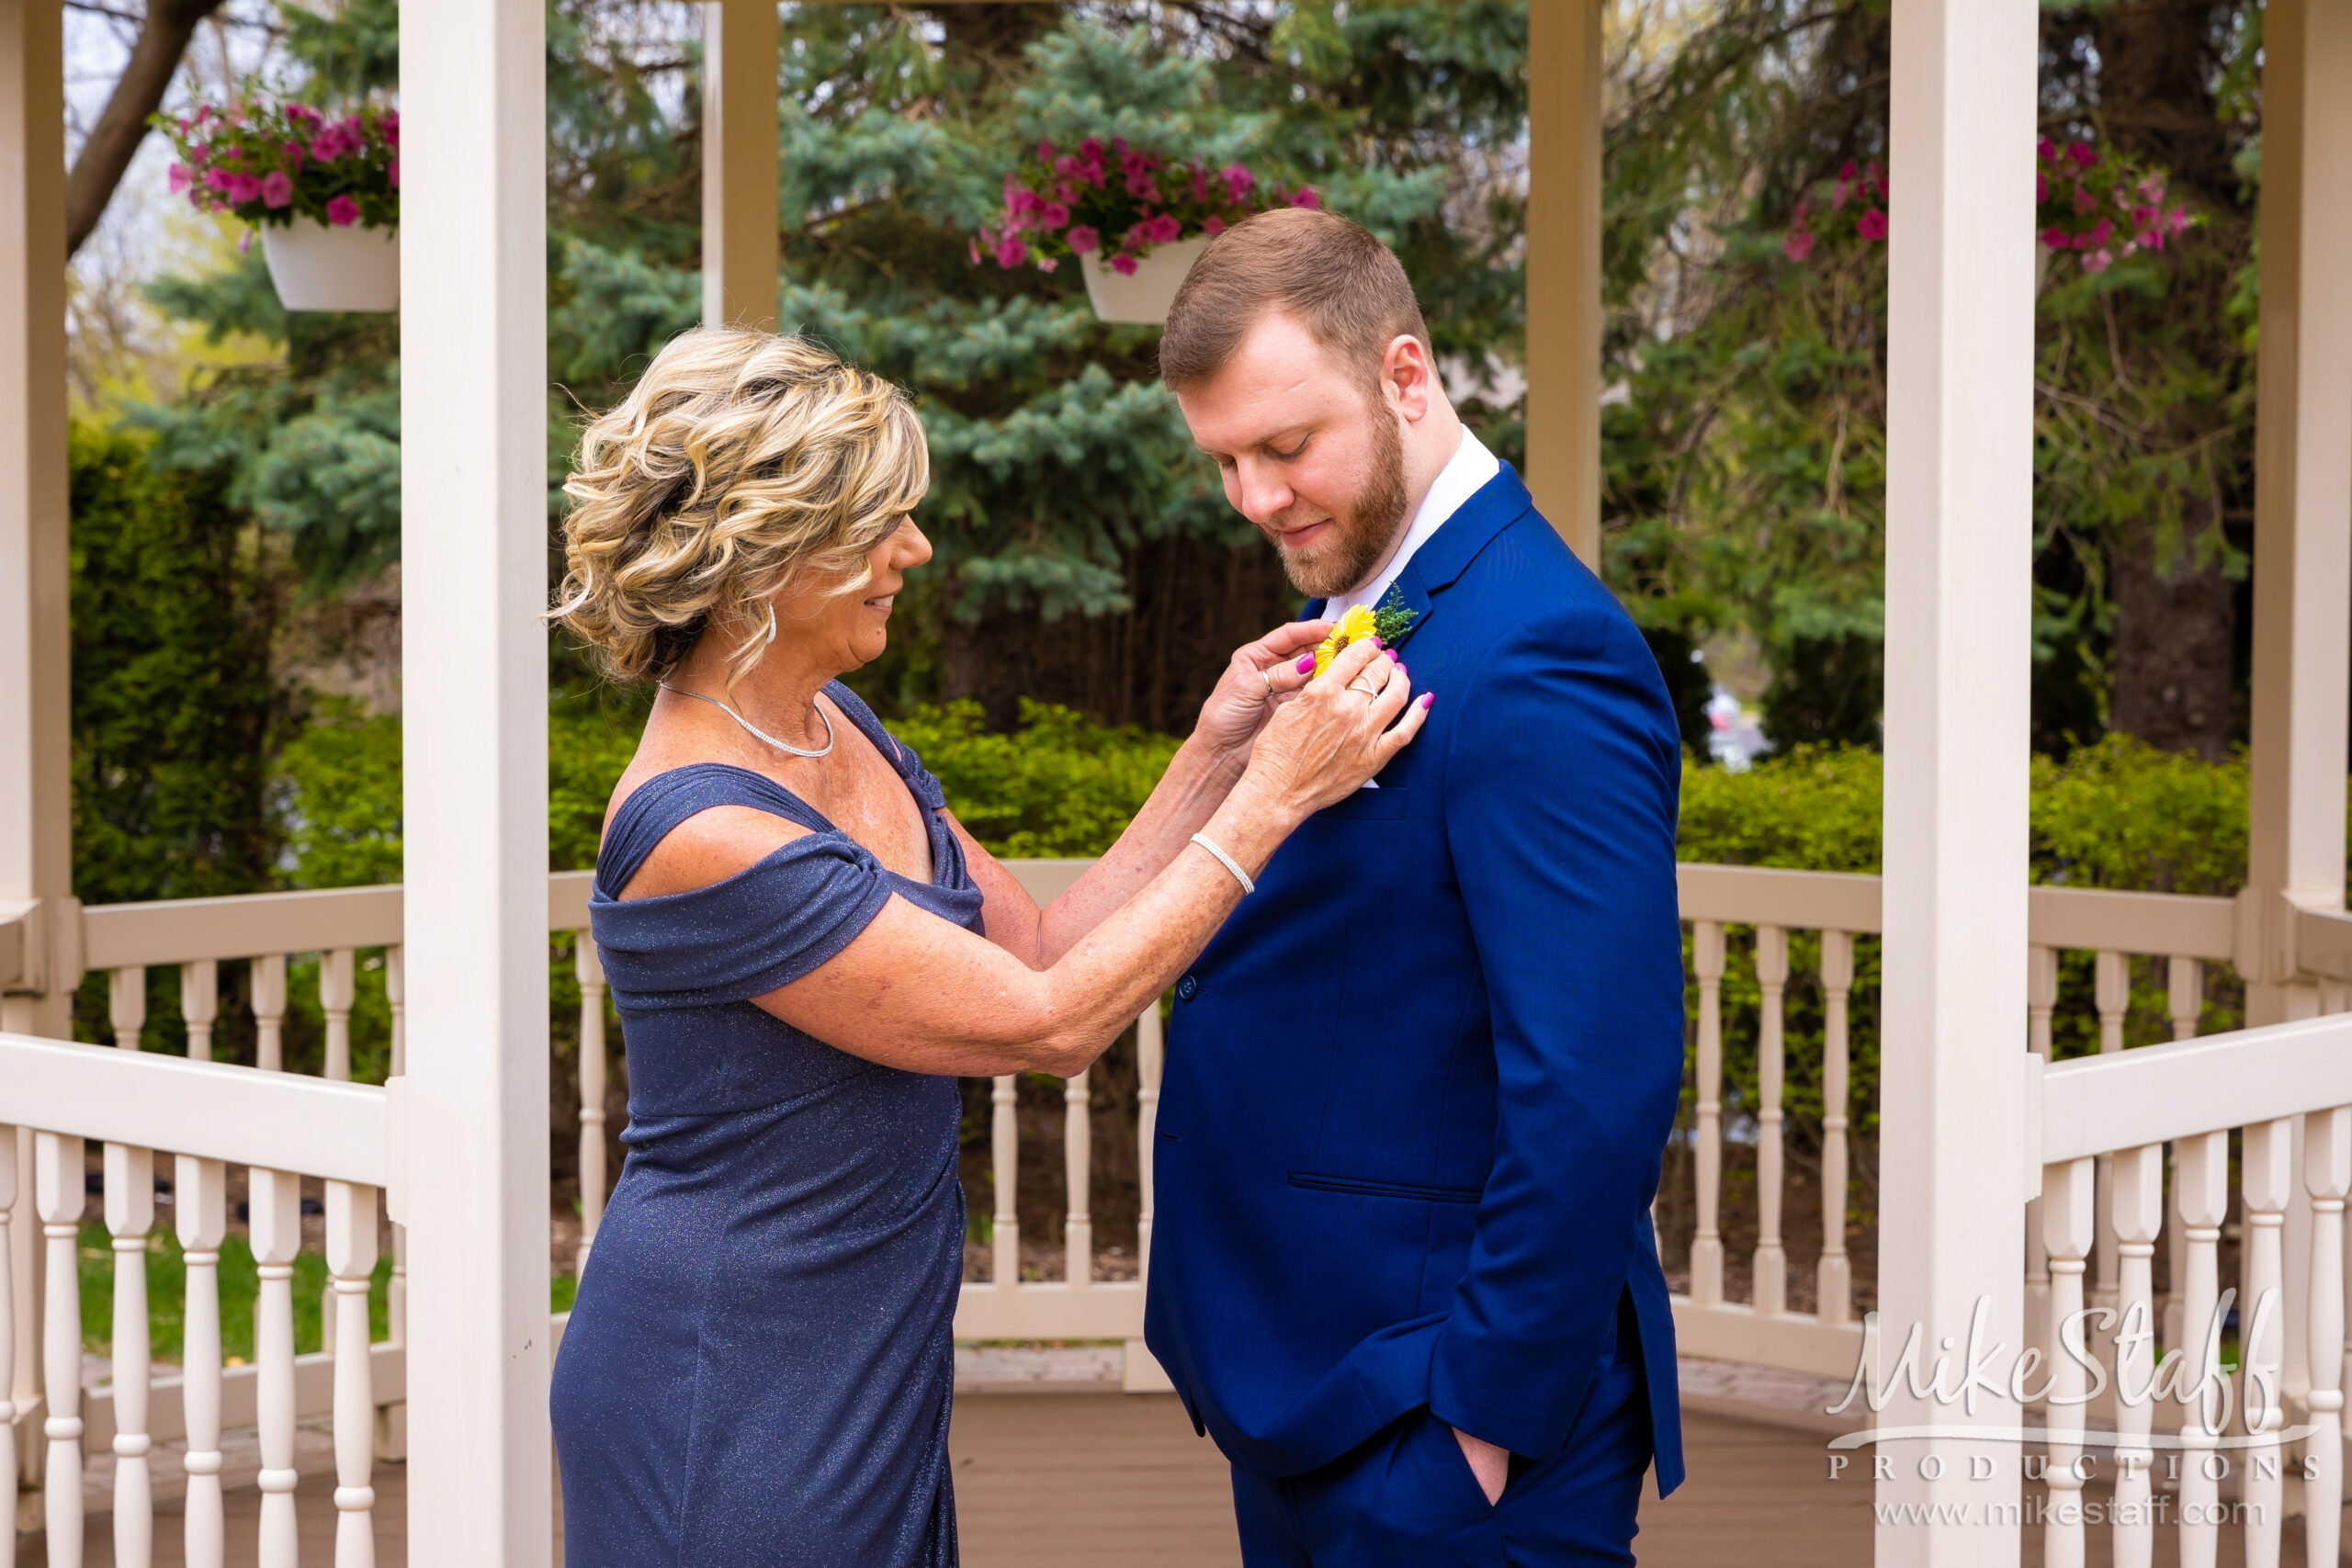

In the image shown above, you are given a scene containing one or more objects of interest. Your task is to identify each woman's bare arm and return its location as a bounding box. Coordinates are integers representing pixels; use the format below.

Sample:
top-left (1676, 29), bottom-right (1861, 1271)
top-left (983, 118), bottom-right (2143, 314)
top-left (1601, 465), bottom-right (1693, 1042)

top-left (960, 618), bottom-right (1335, 970)
top-left (630, 637), bottom-right (1423, 1078)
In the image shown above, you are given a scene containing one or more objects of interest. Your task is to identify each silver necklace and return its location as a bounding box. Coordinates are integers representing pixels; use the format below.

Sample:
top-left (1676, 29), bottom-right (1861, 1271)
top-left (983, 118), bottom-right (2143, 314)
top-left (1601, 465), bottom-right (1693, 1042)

top-left (661, 684), bottom-right (836, 759)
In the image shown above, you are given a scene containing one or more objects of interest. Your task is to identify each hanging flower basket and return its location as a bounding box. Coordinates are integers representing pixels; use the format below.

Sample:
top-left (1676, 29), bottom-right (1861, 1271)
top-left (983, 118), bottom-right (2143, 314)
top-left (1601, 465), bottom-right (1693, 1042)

top-left (975, 139), bottom-right (1320, 326)
top-left (262, 219), bottom-right (400, 311)
top-left (155, 96), bottom-right (401, 313)
top-left (1079, 237), bottom-right (1211, 324)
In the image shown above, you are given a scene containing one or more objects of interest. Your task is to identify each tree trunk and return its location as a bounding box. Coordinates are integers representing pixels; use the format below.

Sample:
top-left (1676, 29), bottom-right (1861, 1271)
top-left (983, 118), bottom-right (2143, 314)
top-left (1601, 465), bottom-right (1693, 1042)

top-left (2108, 518), bottom-right (2235, 760)
top-left (67, 0), bottom-right (230, 257)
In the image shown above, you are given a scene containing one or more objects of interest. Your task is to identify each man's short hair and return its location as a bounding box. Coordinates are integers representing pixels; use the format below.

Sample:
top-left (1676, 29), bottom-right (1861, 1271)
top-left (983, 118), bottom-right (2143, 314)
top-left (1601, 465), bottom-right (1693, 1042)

top-left (1159, 208), bottom-right (1431, 396)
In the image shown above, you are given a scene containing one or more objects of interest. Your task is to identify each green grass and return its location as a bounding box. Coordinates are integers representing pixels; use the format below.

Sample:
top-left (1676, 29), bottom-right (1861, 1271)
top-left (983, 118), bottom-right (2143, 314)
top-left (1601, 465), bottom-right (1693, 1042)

top-left (77, 1222), bottom-right (392, 1361)
top-left (80, 1224), bottom-right (582, 1361)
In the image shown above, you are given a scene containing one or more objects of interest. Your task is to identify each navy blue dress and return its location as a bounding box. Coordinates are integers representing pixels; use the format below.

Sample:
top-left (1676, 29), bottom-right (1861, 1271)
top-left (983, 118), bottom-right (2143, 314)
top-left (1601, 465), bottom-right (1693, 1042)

top-left (550, 683), bottom-right (980, 1567)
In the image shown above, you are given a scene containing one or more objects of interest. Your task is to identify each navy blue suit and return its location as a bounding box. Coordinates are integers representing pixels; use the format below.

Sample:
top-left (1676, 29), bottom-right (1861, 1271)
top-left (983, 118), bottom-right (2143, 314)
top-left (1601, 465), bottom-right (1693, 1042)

top-left (1144, 465), bottom-right (1687, 1564)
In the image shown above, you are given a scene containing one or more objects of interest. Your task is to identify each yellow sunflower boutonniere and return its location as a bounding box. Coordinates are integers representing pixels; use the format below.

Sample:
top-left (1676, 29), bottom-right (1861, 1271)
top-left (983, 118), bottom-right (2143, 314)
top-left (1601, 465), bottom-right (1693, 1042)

top-left (1311, 585), bottom-right (1422, 677)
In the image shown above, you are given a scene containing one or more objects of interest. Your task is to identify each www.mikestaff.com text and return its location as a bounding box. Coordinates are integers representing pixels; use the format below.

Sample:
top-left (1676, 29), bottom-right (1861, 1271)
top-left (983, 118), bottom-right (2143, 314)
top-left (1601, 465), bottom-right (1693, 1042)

top-left (1872, 1498), bottom-right (2266, 1529)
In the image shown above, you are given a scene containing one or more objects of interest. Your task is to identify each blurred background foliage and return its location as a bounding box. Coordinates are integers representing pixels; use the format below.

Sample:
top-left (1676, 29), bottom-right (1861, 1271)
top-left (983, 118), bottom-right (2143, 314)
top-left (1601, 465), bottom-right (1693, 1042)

top-left (57, 3), bottom-right (2286, 1257)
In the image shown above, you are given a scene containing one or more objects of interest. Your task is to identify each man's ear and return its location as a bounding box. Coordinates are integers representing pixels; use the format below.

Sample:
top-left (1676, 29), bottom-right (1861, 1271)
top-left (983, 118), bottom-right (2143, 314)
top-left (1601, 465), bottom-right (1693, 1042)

top-left (1384, 334), bottom-right (1437, 423)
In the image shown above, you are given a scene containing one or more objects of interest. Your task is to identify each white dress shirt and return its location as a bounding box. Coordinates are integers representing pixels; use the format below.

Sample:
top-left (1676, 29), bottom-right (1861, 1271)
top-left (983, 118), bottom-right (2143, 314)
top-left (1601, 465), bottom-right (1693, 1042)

top-left (1323, 426), bottom-right (1501, 623)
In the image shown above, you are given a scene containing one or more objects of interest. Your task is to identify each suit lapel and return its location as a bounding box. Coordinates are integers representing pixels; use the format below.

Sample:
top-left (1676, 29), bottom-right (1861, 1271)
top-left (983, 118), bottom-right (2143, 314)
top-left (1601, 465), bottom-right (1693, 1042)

top-left (1292, 461), bottom-right (1538, 642)
top-left (1387, 462), bottom-right (1536, 648)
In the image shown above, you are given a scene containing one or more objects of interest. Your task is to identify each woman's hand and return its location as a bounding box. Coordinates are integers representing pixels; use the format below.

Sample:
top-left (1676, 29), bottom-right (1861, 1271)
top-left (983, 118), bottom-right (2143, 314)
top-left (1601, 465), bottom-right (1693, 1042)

top-left (1234, 636), bottom-right (1430, 823)
top-left (1191, 620), bottom-right (1333, 760)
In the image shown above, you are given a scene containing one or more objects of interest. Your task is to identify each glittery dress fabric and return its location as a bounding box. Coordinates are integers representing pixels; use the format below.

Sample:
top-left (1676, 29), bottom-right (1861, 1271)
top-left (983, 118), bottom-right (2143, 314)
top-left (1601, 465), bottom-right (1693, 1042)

top-left (550, 683), bottom-right (979, 1567)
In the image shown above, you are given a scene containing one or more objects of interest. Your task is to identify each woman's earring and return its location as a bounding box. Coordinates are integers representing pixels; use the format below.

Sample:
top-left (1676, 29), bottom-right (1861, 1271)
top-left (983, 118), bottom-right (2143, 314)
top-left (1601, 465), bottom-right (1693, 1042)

top-left (763, 601), bottom-right (779, 648)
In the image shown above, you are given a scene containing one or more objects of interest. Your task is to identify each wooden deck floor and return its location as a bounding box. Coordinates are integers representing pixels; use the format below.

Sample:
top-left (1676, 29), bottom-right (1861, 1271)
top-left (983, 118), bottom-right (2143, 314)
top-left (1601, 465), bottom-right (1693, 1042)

top-left (19, 1394), bottom-right (2344, 1565)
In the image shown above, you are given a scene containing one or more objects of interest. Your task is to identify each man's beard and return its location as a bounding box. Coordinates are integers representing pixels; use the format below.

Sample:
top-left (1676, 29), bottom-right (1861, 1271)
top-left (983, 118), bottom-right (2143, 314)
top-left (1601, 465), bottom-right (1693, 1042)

top-left (1268, 405), bottom-right (1408, 599)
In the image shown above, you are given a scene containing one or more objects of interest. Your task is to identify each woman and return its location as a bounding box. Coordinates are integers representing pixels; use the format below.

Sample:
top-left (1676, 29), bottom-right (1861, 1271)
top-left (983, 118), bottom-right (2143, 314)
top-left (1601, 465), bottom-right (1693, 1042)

top-left (545, 328), bottom-right (1429, 1566)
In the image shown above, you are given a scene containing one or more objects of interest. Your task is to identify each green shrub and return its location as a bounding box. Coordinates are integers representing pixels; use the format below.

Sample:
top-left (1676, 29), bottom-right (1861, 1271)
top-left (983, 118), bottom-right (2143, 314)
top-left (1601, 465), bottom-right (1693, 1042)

top-left (894, 700), bottom-right (1183, 859)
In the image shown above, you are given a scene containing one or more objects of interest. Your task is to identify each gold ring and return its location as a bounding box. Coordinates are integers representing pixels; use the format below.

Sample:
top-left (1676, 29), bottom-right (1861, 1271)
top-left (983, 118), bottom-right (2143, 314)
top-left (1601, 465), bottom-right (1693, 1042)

top-left (1261, 667), bottom-right (1278, 698)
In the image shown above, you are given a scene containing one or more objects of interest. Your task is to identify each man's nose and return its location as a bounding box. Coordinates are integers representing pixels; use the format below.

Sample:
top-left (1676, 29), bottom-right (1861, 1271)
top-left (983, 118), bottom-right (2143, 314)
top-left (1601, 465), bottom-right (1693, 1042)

top-left (1233, 457), bottom-right (1294, 525)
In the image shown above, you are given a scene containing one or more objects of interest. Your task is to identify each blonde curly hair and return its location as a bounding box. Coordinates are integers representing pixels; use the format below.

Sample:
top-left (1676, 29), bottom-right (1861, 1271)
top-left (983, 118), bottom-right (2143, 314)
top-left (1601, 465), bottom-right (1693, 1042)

top-left (551, 328), bottom-right (929, 688)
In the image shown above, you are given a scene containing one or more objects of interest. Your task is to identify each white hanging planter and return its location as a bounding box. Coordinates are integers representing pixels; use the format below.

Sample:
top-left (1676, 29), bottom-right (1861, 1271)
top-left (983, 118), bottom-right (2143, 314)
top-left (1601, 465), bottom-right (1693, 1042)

top-left (261, 218), bottom-right (400, 312)
top-left (1079, 237), bottom-right (1211, 325)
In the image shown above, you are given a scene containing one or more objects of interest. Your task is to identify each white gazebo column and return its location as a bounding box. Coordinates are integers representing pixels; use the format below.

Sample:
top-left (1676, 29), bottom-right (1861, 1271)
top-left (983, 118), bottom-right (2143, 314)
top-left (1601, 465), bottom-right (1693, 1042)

top-left (1874, 0), bottom-right (2037, 1560)
top-left (1, 0), bottom-right (71, 1500)
top-left (702, 0), bottom-right (779, 332)
top-left (2243, 0), bottom-right (2352, 1032)
top-left (401, 1), bottom-right (554, 1561)
top-left (1522, 0), bottom-right (1602, 569)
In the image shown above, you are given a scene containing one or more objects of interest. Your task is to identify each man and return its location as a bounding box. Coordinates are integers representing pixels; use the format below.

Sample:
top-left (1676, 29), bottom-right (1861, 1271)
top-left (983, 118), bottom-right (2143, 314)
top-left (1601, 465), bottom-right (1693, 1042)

top-left (1142, 207), bottom-right (1688, 1565)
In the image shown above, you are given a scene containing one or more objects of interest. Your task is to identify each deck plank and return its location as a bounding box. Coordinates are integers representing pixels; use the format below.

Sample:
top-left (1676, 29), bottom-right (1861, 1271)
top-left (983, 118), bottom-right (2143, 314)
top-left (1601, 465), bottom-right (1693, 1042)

top-left (29, 1396), bottom-right (2335, 1565)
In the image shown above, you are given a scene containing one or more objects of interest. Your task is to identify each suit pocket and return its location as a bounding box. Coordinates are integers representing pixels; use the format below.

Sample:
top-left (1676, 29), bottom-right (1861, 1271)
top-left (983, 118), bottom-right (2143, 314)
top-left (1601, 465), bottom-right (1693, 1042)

top-left (1312, 785), bottom-right (1409, 822)
top-left (1288, 1171), bottom-right (1482, 1204)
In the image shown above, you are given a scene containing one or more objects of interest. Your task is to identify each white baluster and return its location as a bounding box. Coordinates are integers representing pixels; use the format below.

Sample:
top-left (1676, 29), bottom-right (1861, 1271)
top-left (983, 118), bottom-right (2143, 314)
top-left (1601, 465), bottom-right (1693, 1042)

top-left (1064, 1067), bottom-right (1092, 1290)
top-left (2302, 1107), bottom-right (2349, 1568)
top-left (1135, 1002), bottom-right (1163, 1282)
top-left (576, 934), bottom-right (607, 1275)
top-left (2165, 958), bottom-right (2201, 1354)
top-left (326, 1180), bottom-right (378, 1568)
top-left (250, 1167), bottom-right (303, 1567)
top-left (177, 1156), bottom-right (227, 1568)
top-left (36, 1132), bottom-right (85, 1565)
top-left (0, 1126), bottom-right (17, 1564)
top-left (1816, 930), bottom-right (1852, 1325)
top-left (385, 946), bottom-right (406, 1348)
top-left (2176, 1130), bottom-right (2229, 1568)
top-left (1690, 920), bottom-right (1724, 1308)
top-left (2026, 945), bottom-right (2057, 1393)
top-left (253, 953), bottom-right (288, 1071)
top-left (991, 1075), bottom-right (1019, 1289)
top-left (2090, 951), bottom-right (2129, 1415)
top-left (2111, 1143), bottom-right (2163, 1568)
top-left (322, 946), bottom-right (356, 1081)
top-left (2043, 1156), bottom-right (2095, 1568)
top-left (1751, 925), bottom-right (1788, 1316)
top-left (180, 958), bottom-right (219, 1061)
top-left (2241, 1119), bottom-right (2290, 1568)
top-left (109, 964), bottom-right (146, 1050)
top-left (107, 1141), bottom-right (156, 1568)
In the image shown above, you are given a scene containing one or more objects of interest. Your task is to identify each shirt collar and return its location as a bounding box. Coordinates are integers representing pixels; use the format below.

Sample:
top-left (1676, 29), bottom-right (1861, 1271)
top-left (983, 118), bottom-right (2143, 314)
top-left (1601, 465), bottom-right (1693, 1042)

top-left (1325, 426), bottom-right (1501, 620)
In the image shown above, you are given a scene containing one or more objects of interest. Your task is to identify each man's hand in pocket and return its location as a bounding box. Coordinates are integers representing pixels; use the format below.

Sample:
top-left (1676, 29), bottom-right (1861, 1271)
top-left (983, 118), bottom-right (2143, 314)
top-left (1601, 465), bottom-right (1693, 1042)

top-left (1453, 1427), bottom-right (1509, 1506)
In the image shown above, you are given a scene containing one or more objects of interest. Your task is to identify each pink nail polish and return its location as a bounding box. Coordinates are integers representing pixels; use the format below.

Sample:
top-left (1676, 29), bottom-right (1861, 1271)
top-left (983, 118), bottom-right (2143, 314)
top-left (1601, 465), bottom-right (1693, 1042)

top-left (1295, 654), bottom-right (1316, 673)
top-left (1419, 693), bottom-right (1435, 708)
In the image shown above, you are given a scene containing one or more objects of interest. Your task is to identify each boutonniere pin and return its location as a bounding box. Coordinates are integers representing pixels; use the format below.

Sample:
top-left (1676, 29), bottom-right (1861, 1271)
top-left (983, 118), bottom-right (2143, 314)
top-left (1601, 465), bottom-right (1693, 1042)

top-left (1311, 585), bottom-right (1422, 677)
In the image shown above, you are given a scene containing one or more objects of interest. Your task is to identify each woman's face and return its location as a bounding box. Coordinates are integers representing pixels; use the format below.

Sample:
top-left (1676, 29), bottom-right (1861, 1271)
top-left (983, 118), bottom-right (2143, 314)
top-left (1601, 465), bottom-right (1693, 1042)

top-left (774, 516), bottom-right (933, 676)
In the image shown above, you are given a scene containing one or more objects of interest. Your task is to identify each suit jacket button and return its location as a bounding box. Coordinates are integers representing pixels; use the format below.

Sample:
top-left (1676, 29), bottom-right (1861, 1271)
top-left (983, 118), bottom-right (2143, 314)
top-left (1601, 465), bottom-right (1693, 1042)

top-left (1176, 975), bottom-right (1199, 1001)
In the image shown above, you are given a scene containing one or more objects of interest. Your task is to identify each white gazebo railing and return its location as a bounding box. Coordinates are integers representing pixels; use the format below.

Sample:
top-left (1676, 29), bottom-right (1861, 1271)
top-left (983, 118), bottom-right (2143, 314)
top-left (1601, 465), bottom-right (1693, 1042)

top-left (0, 1033), bottom-right (390, 1566)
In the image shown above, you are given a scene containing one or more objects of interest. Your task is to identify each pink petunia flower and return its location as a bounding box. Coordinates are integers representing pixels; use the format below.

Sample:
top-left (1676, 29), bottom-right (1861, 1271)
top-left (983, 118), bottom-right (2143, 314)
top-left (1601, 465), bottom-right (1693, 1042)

top-left (1781, 230), bottom-right (1815, 263)
top-left (1125, 171), bottom-right (1156, 198)
top-left (1036, 140), bottom-right (1054, 161)
top-left (168, 163), bottom-right (190, 193)
top-left (2167, 206), bottom-right (2190, 235)
top-left (2041, 227), bottom-right (2071, 249)
top-left (281, 141), bottom-right (307, 169)
top-left (2082, 249), bottom-right (2113, 274)
top-left (1221, 164), bottom-right (1254, 202)
top-left (204, 166), bottom-right (232, 192)
top-left (2037, 137), bottom-right (2056, 163)
top-left (1079, 138), bottom-right (1104, 161)
top-left (261, 170), bottom-right (293, 209)
top-left (325, 193), bottom-right (361, 227)
top-left (1203, 215), bottom-right (1226, 237)
top-left (1855, 207), bottom-right (1887, 241)
top-left (1037, 256), bottom-right (1058, 273)
top-left (1839, 161), bottom-right (1857, 182)
top-left (994, 233), bottom-right (1027, 269)
top-left (1291, 186), bottom-right (1319, 209)
top-left (1110, 254), bottom-right (1138, 276)
top-left (1066, 225), bottom-right (1100, 254)
top-left (228, 173), bottom-right (264, 204)
top-left (1040, 201), bottom-right (1069, 230)
top-left (2074, 187), bottom-right (2098, 214)
top-left (2066, 141), bottom-right (2097, 168)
